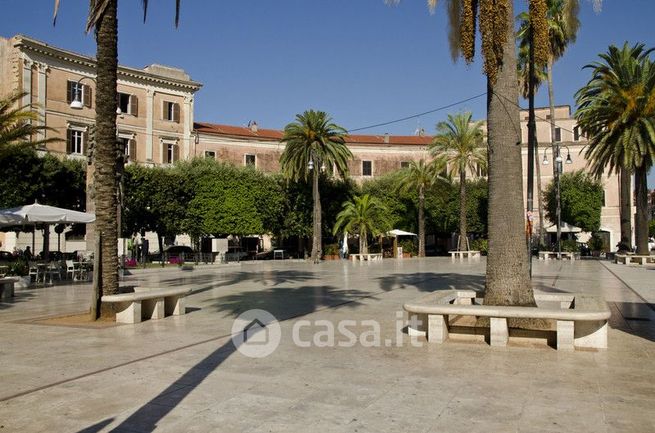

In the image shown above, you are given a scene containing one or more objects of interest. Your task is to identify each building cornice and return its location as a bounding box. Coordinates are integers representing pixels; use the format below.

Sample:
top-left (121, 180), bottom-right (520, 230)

top-left (13, 35), bottom-right (202, 92)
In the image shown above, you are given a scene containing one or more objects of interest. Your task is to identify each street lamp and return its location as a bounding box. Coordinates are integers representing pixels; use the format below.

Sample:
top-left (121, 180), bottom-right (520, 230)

top-left (70, 76), bottom-right (121, 114)
top-left (543, 144), bottom-right (573, 256)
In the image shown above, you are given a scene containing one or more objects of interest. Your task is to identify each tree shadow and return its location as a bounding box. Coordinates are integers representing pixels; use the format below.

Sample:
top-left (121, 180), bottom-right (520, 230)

top-left (608, 301), bottom-right (655, 343)
top-left (75, 417), bottom-right (114, 433)
top-left (107, 282), bottom-right (369, 432)
top-left (0, 289), bottom-right (36, 311)
top-left (376, 272), bottom-right (486, 293)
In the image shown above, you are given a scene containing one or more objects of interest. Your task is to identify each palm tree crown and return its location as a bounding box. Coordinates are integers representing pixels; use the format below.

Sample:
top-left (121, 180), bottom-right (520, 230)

top-left (576, 43), bottom-right (655, 176)
top-left (280, 110), bottom-right (352, 181)
top-left (0, 92), bottom-right (57, 155)
top-left (333, 194), bottom-right (389, 255)
top-left (430, 112), bottom-right (486, 177)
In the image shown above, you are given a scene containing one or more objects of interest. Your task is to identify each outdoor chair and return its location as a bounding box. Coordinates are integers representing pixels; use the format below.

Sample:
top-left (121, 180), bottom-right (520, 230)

top-left (65, 260), bottom-right (75, 280)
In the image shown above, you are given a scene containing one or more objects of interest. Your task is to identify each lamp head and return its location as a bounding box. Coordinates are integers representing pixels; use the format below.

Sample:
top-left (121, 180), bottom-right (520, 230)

top-left (308, 159), bottom-right (314, 170)
top-left (70, 99), bottom-right (84, 110)
top-left (565, 153), bottom-right (573, 164)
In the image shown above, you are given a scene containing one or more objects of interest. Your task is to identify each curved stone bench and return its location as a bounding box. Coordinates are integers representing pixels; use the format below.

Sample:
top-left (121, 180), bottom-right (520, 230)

top-left (403, 290), bottom-right (610, 351)
top-left (349, 253), bottom-right (382, 261)
top-left (615, 254), bottom-right (653, 265)
top-left (102, 287), bottom-right (191, 324)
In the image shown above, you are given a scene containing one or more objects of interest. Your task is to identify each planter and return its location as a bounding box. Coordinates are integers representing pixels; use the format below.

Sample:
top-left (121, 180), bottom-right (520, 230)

top-left (323, 255), bottom-right (340, 261)
top-left (402, 253), bottom-right (412, 258)
top-left (180, 264), bottom-right (194, 271)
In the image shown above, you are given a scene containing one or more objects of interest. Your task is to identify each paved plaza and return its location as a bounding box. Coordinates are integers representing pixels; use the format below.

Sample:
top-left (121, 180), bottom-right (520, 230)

top-left (0, 257), bottom-right (654, 433)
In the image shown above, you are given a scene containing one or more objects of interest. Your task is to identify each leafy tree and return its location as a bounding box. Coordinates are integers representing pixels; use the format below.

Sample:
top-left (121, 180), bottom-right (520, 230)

top-left (430, 112), bottom-right (485, 251)
top-left (575, 43), bottom-right (655, 254)
top-left (543, 171), bottom-right (603, 233)
top-left (333, 194), bottom-right (390, 254)
top-left (280, 110), bottom-right (352, 263)
top-left (362, 174), bottom-right (416, 232)
top-left (395, 159), bottom-right (446, 257)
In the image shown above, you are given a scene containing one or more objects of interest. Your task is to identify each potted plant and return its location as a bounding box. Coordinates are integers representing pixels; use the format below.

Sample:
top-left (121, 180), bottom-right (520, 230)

top-left (399, 239), bottom-right (417, 258)
top-left (323, 243), bottom-right (340, 260)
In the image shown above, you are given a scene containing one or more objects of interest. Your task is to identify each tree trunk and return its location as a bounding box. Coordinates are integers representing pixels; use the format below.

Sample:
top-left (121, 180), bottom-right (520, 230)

top-left (483, 1), bottom-right (535, 308)
top-left (418, 185), bottom-right (425, 257)
top-left (619, 167), bottom-right (632, 251)
top-left (458, 170), bottom-right (468, 251)
top-left (311, 168), bottom-right (322, 263)
top-left (547, 56), bottom-right (557, 179)
top-left (95, 0), bottom-right (119, 317)
top-left (360, 230), bottom-right (368, 255)
top-left (158, 234), bottom-right (165, 267)
top-left (634, 166), bottom-right (648, 255)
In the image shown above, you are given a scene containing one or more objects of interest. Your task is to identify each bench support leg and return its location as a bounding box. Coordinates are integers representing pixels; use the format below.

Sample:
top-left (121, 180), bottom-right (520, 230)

top-left (490, 317), bottom-right (508, 347)
top-left (0, 283), bottom-right (14, 300)
top-left (574, 320), bottom-right (607, 349)
top-left (142, 298), bottom-right (165, 320)
top-left (165, 295), bottom-right (186, 316)
top-left (427, 314), bottom-right (448, 343)
top-left (115, 301), bottom-right (142, 324)
top-left (556, 320), bottom-right (575, 351)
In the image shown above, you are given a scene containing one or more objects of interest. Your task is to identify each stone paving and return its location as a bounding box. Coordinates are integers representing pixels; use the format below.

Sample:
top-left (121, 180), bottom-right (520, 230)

top-left (0, 258), bottom-right (653, 433)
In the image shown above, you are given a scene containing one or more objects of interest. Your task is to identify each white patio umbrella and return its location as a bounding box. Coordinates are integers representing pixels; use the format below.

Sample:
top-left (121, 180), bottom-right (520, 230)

top-left (545, 222), bottom-right (582, 233)
top-left (386, 229), bottom-right (417, 237)
top-left (0, 202), bottom-right (95, 259)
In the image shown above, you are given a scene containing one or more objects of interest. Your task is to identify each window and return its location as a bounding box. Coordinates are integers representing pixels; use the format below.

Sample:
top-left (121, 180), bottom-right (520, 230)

top-left (163, 101), bottom-right (180, 122)
top-left (67, 129), bottom-right (85, 155)
top-left (476, 164), bottom-right (488, 177)
top-left (118, 137), bottom-right (136, 162)
top-left (362, 160), bottom-right (372, 176)
top-left (400, 161), bottom-right (410, 169)
top-left (554, 127), bottom-right (562, 142)
top-left (118, 93), bottom-right (138, 116)
top-left (164, 142), bottom-right (179, 164)
top-left (67, 80), bottom-right (92, 108)
top-left (245, 154), bottom-right (256, 167)
top-left (574, 126), bottom-right (580, 141)
top-left (205, 151), bottom-right (216, 160)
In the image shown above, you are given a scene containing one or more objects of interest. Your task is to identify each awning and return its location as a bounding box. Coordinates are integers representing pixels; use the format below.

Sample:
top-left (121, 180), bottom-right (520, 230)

top-left (0, 202), bottom-right (95, 226)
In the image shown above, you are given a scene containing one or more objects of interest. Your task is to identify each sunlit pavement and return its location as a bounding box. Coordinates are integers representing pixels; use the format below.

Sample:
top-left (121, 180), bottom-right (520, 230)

top-left (0, 257), bottom-right (653, 432)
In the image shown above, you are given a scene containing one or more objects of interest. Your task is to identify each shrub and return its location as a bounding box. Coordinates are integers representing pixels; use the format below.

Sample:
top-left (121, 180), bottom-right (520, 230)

top-left (324, 243), bottom-right (339, 256)
top-left (560, 239), bottom-right (579, 253)
top-left (470, 238), bottom-right (488, 255)
top-left (7, 261), bottom-right (28, 276)
top-left (588, 233), bottom-right (606, 252)
top-left (399, 239), bottom-right (417, 255)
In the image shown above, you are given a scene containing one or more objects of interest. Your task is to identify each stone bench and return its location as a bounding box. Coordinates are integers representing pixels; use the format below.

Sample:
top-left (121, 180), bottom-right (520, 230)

top-left (538, 251), bottom-right (577, 261)
top-left (403, 290), bottom-right (610, 351)
top-left (102, 287), bottom-right (191, 324)
top-left (0, 277), bottom-right (18, 300)
top-left (449, 251), bottom-right (481, 261)
top-left (615, 254), bottom-right (653, 265)
top-left (349, 253), bottom-right (382, 261)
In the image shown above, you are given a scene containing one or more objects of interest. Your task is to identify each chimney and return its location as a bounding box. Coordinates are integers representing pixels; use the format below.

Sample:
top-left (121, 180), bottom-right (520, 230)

top-left (384, 133), bottom-right (390, 144)
top-left (250, 121), bottom-right (258, 133)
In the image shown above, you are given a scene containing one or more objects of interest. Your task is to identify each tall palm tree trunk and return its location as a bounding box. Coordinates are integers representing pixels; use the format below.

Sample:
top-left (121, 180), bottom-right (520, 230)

top-left (484, 1), bottom-right (535, 308)
top-left (95, 0), bottom-right (119, 317)
top-left (634, 166), bottom-right (649, 255)
top-left (418, 185), bottom-right (425, 257)
top-left (311, 168), bottom-right (322, 263)
top-left (360, 231), bottom-right (368, 255)
top-left (458, 170), bottom-right (468, 250)
top-left (619, 167), bottom-right (632, 251)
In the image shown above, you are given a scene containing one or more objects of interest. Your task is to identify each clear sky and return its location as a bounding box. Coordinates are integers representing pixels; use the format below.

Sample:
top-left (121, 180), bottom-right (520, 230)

top-left (2, 0), bottom-right (655, 182)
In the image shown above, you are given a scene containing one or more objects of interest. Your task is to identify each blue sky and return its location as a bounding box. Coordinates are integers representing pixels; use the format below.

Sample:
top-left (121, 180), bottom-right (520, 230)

top-left (2, 0), bottom-right (655, 182)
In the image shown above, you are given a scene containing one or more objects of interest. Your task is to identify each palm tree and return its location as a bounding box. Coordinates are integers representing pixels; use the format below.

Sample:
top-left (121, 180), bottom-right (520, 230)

top-left (333, 194), bottom-right (390, 255)
top-left (53, 0), bottom-right (181, 319)
top-left (0, 91), bottom-right (58, 156)
top-left (430, 112), bottom-right (485, 251)
top-left (575, 42), bottom-right (655, 255)
top-left (396, 159), bottom-right (446, 257)
top-left (517, 0), bottom-right (580, 250)
top-left (280, 110), bottom-right (352, 264)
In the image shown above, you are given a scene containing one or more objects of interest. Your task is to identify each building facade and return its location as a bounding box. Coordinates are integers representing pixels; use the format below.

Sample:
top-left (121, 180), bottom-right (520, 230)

top-left (0, 35), bottom-right (629, 253)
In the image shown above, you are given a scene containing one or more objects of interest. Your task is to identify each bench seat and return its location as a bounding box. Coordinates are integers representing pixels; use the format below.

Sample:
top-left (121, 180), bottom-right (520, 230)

top-left (349, 253), bottom-right (382, 261)
top-left (449, 251), bottom-right (481, 261)
top-left (615, 254), bottom-right (653, 265)
top-left (102, 287), bottom-right (191, 324)
top-left (404, 290), bottom-right (610, 350)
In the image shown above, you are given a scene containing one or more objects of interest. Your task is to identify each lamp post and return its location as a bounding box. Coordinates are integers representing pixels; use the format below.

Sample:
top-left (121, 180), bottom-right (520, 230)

top-left (542, 145), bottom-right (573, 255)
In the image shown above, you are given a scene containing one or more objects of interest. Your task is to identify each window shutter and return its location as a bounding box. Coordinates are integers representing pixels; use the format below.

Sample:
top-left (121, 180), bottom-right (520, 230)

top-left (66, 81), bottom-right (73, 104)
top-left (129, 139), bottom-right (136, 161)
top-left (66, 129), bottom-right (73, 154)
top-left (173, 144), bottom-right (180, 163)
top-left (162, 101), bottom-right (166, 120)
top-left (173, 103), bottom-right (180, 123)
top-left (83, 130), bottom-right (88, 155)
top-left (130, 95), bottom-right (138, 117)
top-left (83, 85), bottom-right (92, 108)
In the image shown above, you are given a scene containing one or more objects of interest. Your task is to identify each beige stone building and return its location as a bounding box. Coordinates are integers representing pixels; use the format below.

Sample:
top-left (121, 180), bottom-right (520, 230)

top-left (0, 35), bottom-right (629, 253)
